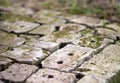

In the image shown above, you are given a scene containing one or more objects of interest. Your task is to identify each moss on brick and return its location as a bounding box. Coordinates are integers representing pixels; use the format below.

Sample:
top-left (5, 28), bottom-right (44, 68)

top-left (0, 13), bottom-right (35, 22)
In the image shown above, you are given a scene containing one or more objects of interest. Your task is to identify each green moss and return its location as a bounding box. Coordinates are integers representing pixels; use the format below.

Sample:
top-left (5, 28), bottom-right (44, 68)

top-left (0, 56), bottom-right (3, 61)
top-left (0, 0), bottom-right (11, 6)
top-left (53, 30), bottom-right (70, 38)
top-left (0, 30), bottom-right (16, 41)
top-left (78, 36), bottom-right (103, 48)
top-left (109, 71), bottom-right (120, 83)
top-left (43, 12), bottom-right (52, 17)
top-left (0, 13), bottom-right (35, 22)
top-left (76, 68), bottom-right (91, 72)
top-left (81, 29), bottom-right (94, 35)
top-left (50, 30), bottom-right (72, 42)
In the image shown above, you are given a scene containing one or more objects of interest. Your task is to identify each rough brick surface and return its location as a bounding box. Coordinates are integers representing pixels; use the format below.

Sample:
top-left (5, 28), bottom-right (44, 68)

top-left (0, 45), bottom-right (48, 64)
top-left (76, 45), bottom-right (120, 82)
top-left (42, 44), bottom-right (93, 72)
top-left (0, 56), bottom-right (13, 71)
top-left (0, 63), bottom-right (38, 82)
top-left (0, 31), bottom-right (26, 47)
top-left (0, 21), bottom-right (39, 33)
top-left (26, 68), bottom-right (76, 83)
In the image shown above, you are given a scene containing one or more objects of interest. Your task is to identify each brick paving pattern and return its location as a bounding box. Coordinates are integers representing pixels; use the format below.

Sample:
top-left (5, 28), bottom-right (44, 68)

top-left (0, 6), bottom-right (120, 83)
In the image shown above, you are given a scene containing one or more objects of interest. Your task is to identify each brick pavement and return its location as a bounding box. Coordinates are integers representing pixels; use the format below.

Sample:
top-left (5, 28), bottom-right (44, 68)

top-left (0, 6), bottom-right (120, 83)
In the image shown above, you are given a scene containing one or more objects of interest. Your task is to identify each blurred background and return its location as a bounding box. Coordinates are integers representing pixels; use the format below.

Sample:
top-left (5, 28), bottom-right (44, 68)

top-left (0, 0), bottom-right (120, 22)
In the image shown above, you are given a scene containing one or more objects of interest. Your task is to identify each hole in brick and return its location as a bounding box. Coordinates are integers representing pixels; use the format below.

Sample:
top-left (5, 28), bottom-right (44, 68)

top-left (90, 40), bottom-right (95, 43)
top-left (68, 53), bottom-right (74, 56)
top-left (13, 74), bottom-right (15, 76)
top-left (17, 34), bottom-right (20, 37)
top-left (38, 63), bottom-right (42, 68)
top-left (9, 71), bottom-right (12, 73)
top-left (75, 73), bottom-right (84, 79)
top-left (20, 25), bottom-right (24, 28)
top-left (39, 34), bottom-right (45, 37)
top-left (57, 61), bottom-right (63, 64)
top-left (116, 36), bottom-right (120, 41)
top-left (55, 26), bottom-right (60, 31)
top-left (48, 75), bottom-right (54, 78)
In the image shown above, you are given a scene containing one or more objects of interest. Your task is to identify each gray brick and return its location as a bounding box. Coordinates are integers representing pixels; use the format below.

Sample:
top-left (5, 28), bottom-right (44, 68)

top-left (26, 39), bottom-right (59, 53)
top-left (42, 44), bottom-right (93, 72)
top-left (0, 31), bottom-right (26, 47)
top-left (106, 23), bottom-right (120, 36)
top-left (76, 45), bottom-right (120, 82)
top-left (0, 45), bottom-right (48, 64)
top-left (0, 21), bottom-right (39, 33)
top-left (77, 75), bottom-right (106, 83)
top-left (39, 29), bottom-right (81, 43)
top-left (0, 63), bottom-right (38, 82)
top-left (0, 45), bottom-right (8, 54)
top-left (60, 23), bottom-right (86, 32)
top-left (0, 56), bottom-right (13, 71)
top-left (29, 25), bottom-right (55, 36)
top-left (26, 68), bottom-right (76, 83)
top-left (66, 16), bottom-right (107, 27)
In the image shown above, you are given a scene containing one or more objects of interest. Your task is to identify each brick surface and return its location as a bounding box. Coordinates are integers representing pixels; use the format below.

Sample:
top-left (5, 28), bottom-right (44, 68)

top-left (42, 44), bottom-right (93, 72)
top-left (106, 23), bottom-right (120, 36)
top-left (26, 39), bottom-right (59, 53)
top-left (0, 45), bottom-right (47, 64)
top-left (39, 29), bottom-right (81, 43)
top-left (0, 56), bottom-right (13, 71)
top-left (77, 75), bottom-right (106, 83)
top-left (0, 45), bottom-right (8, 54)
top-left (26, 68), bottom-right (76, 83)
top-left (29, 25), bottom-right (55, 36)
top-left (0, 63), bottom-right (38, 82)
top-left (0, 21), bottom-right (39, 33)
top-left (65, 16), bottom-right (107, 27)
top-left (76, 45), bottom-right (120, 81)
top-left (0, 31), bottom-right (26, 47)
top-left (60, 23), bottom-right (86, 32)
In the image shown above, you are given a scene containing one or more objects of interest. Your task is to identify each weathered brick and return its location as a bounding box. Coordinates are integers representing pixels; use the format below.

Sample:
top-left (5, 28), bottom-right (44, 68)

top-left (0, 31), bottom-right (26, 47)
top-left (0, 45), bottom-right (48, 64)
top-left (66, 16), bottom-right (107, 27)
top-left (39, 29), bottom-right (81, 43)
top-left (0, 63), bottom-right (38, 82)
top-left (26, 39), bottom-right (59, 53)
top-left (26, 68), bottom-right (76, 83)
top-left (42, 44), bottom-right (93, 72)
top-left (0, 21), bottom-right (39, 33)
top-left (29, 25), bottom-right (55, 36)
top-left (0, 56), bottom-right (13, 71)
top-left (76, 45), bottom-right (120, 82)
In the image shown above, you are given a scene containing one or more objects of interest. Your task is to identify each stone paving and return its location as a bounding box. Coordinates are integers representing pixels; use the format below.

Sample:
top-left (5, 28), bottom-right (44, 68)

top-left (0, 6), bottom-right (120, 83)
